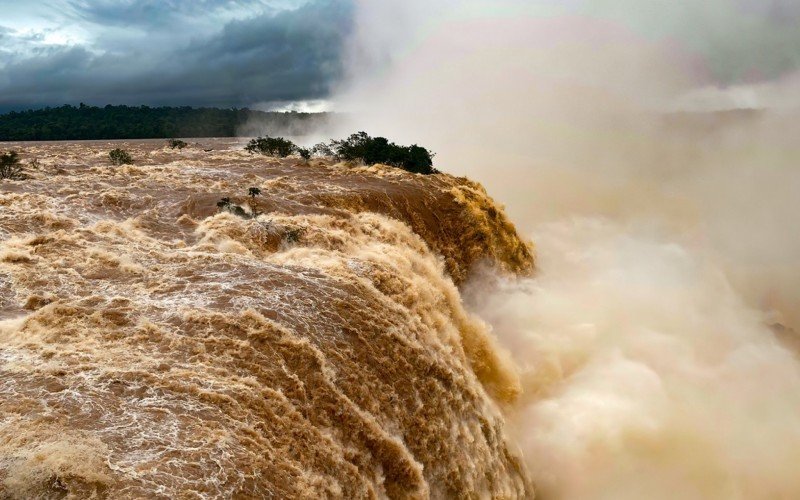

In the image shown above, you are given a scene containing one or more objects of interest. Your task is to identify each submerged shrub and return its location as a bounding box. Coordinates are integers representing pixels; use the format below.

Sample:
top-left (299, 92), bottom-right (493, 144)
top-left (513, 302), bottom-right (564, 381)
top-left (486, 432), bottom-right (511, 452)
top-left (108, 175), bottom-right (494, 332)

top-left (0, 151), bottom-right (25, 180)
top-left (168, 138), bottom-right (188, 150)
top-left (284, 227), bottom-right (304, 244)
top-left (216, 197), bottom-right (250, 219)
top-left (109, 148), bottom-right (133, 165)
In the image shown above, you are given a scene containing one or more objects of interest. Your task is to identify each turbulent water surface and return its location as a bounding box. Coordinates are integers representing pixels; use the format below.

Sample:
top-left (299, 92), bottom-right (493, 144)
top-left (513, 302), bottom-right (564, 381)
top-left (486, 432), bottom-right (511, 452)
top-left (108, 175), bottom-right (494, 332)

top-left (0, 139), bottom-right (534, 498)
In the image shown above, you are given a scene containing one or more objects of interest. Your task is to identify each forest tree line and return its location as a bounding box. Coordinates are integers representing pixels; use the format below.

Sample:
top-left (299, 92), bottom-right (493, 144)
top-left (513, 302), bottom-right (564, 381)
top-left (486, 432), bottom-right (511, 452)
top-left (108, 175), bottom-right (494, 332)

top-left (0, 104), bottom-right (333, 141)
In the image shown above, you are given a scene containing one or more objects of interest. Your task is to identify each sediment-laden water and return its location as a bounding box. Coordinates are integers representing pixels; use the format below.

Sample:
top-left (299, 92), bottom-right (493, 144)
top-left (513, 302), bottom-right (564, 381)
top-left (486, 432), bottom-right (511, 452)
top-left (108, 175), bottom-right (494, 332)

top-left (0, 140), bottom-right (534, 498)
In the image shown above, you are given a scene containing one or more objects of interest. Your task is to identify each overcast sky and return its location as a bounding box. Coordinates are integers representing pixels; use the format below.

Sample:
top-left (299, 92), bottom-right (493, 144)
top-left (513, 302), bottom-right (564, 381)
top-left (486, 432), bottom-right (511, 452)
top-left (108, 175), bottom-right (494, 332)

top-left (0, 0), bottom-right (352, 112)
top-left (1, 0), bottom-right (799, 112)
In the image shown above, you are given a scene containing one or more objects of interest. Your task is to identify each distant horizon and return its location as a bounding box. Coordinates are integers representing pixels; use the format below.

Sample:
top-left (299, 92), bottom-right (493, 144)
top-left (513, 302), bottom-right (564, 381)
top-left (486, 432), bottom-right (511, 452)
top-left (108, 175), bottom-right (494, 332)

top-left (0, 101), bottom-right (336, 115)
top-left (3, 101), bottom-right (791, 118)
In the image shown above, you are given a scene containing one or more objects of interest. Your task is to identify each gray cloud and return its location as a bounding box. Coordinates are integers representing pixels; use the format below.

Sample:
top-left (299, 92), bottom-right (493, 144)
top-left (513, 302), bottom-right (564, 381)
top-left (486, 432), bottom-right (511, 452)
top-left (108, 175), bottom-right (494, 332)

top-left (0, 0), bottom-right (352, 111)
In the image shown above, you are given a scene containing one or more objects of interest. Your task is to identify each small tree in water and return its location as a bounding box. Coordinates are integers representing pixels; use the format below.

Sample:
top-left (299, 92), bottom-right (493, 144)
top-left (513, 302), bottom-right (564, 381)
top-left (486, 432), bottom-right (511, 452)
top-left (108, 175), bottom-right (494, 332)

top-left (109, 148), bottom-right (133, 165)
top-left (248, 187), bottom-right (261, 216)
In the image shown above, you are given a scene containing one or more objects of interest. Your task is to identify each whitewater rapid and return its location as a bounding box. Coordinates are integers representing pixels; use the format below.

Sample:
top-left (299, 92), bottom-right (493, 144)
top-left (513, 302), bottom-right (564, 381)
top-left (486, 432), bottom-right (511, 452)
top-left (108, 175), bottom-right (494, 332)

top-left (0, 140), bottom-right (533, 498)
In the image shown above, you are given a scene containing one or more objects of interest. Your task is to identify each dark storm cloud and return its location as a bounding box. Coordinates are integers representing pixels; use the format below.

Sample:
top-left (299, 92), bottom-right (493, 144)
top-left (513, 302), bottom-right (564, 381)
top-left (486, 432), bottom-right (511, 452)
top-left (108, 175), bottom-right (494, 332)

top-left (193, 3), bottom-right (350, 100)
top-left (0, 0), bottom-right (353, 110)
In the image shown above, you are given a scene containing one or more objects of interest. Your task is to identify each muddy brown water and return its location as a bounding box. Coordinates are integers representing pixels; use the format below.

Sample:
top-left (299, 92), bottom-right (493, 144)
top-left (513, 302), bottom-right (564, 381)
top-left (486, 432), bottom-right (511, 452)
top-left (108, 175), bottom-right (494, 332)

top-left (0, 139), bottom-right (534, 498)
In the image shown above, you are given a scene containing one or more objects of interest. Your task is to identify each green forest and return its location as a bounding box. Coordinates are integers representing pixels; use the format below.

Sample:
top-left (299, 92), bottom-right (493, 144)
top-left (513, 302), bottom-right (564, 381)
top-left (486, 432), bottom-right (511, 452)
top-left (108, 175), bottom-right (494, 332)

top-left (0, 104), bottom-right (332, 141)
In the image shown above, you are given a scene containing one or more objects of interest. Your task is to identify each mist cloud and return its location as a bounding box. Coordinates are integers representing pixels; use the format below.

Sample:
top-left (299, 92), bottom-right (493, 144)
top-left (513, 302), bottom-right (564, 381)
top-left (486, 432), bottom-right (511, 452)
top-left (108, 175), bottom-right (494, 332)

top-left (336, 1), bottom-right (800, 498)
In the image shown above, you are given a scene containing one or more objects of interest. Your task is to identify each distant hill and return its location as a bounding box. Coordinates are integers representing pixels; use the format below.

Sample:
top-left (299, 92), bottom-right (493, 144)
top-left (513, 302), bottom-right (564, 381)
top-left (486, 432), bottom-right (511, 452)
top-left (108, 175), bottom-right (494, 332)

top-left (0, 104), bottom-right (333, 141)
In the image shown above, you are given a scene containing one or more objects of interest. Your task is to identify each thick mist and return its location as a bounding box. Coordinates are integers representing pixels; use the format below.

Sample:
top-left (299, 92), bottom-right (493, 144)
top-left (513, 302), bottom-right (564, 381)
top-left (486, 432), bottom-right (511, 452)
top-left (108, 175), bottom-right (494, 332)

top-left (334, 1), bottom-right (800, 498)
